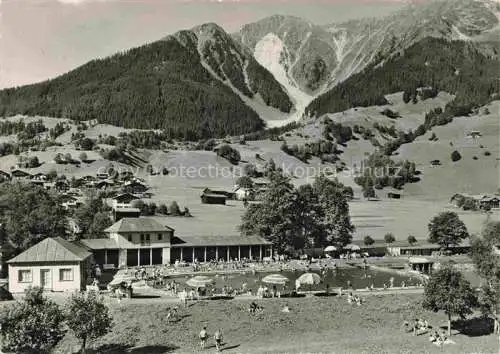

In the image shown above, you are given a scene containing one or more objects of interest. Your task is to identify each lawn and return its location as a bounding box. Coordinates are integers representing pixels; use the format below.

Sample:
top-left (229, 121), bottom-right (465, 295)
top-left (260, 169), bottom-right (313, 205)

top-left (52, 294), bottom-right (498, 354)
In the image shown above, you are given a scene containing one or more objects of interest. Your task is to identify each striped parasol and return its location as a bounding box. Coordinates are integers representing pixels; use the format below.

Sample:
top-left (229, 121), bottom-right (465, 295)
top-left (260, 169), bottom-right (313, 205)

top-left (261, 274), bottom-right (289, 285)
top-left (297, 272), bottom-right (321, 286)
top-left (186, 275), bottom-right (214, 288)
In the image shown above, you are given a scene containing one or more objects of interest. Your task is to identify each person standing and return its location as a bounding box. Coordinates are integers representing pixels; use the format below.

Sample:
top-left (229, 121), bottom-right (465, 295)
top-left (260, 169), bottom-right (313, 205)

top-left (199, 326), bottom-right (208, 350)
top-left (214, 328), bottom-right (223, 352)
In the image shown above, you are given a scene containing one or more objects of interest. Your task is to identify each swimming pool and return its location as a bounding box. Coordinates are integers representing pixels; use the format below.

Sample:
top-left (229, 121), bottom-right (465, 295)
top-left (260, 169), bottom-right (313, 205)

top-left (170, 267), bottom-right (419, 291)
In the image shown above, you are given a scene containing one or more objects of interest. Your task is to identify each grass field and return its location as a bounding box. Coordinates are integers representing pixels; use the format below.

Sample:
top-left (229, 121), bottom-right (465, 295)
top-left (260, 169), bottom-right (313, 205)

top-left (51, 294), bottom-right (499, 354)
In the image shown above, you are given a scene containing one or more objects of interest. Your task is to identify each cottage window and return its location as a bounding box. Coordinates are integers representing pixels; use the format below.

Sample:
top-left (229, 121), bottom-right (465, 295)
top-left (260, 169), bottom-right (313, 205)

top-left (158, 234), bottom-right (163, 241)
top-left (128, 235), bottom-right (132, 242)
top-left (59, 268), bottom-right (73, 281)
top-left (18, 270), bottom-right (32, 283)
top-left (145, 234), bottom-right (150, 243)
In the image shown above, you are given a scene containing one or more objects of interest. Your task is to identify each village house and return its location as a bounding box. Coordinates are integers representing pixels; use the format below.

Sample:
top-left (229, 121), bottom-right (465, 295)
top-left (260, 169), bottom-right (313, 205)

top-left (122, 180), bottom-right (148, 194)
top-left (234, 187), bottom-right (255, 201)
top-left (7, 237), bottom-right (92, 293)
top-left (10, 169), bottom-right (32, 181)
top-left (0, 170), bottom-right (11, 183)
top-left (450, 193), bottom-right (500, 209)
top-left (201, 191), bottom-right (227, 205)
top-left (110, 193), bottom-right (140, 209)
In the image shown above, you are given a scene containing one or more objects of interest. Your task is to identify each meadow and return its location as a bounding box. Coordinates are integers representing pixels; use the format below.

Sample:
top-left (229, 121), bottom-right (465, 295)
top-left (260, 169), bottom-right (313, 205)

top-left (51, 293), bottom-right (498, 353)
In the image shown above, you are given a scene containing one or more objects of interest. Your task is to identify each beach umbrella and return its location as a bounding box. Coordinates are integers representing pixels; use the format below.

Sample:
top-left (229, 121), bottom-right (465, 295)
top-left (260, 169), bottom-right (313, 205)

top-left (345, 244), bottom-right (361, 251)
top-left (324, 245), bottom-right (337, 252)
top-left (297, 272), bottom-right (321, 286)
top-left (262, 274), bottom-right (289, 285)
top-left (186, 275), bottom-right (214, 288)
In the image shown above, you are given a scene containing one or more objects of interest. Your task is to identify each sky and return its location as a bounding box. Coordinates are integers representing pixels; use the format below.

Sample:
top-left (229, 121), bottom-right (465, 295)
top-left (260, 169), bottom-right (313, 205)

top-left (0, 0), bottom-right (409, 89)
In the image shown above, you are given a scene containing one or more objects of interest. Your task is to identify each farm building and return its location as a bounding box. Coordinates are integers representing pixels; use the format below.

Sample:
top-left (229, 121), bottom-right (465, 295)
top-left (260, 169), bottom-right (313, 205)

top-left (387, 192), bottom-right (401, 199)
top-left (450, 193), bottom-right (500, 209)
top-left (110, 193), bottom-right (140, 209)
top-left (7, 237), bottom-right (92, 293)
top-left (112, 207), bottom-right (141, 221)
top-left (10, 169), bottom-right (31, 180)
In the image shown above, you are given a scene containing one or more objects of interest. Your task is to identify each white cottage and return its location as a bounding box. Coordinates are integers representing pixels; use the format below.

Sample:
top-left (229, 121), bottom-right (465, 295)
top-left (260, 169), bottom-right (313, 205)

top-left (7, 237), bottom-right (92, 293)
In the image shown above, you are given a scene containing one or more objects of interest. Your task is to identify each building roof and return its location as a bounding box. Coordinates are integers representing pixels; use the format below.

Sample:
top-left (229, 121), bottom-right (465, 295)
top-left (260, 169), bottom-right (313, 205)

top-left (7, 237), bottom-right (91, 264)
top-left (201, 193), bottom-right (227, 199)
top-left (113, 207), bottom-right (141, 213)
top-left (78, 238), bottom-right (119, 250)
top-left (104, 217), bottom-right (174, 233)
top-left (409, 257), bottom-right (433, 264)
top-left (112, 193), bottom-right (139, 202)
top-left (171, 234), bottom-right (272, 247)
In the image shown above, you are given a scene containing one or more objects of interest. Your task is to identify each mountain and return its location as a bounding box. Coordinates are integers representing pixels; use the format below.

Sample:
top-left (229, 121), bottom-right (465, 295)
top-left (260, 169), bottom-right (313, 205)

top-left (235, 0), bottom-right (499, 101)
top-left (0, 24), bottom-right (293, 139)
top-left (0, 0), bottom-right (499, 136)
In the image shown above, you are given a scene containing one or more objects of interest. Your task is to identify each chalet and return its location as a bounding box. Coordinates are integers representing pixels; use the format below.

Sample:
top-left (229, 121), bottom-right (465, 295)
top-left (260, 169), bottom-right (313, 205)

top-left (252, 178), bottom-right (269, 190)
top-left (450, 193), bottom-right (500, 209)
top-left (10, 169), bottom-right (31, 180)
top-left (7, 237), bottom-right (92, 293)
top-left (31, 173), bottom-right (47, 182)
top-left (202, 188), bottom-right (234, 199)
top-left (0, 170), bottom-right (11, 182)
top-left (201, 192), bottom-right (227, 205)
top-left (387, 192), bottom-right (401, 199)
top-left (111, 193), bottom-right (140, 209)
top-left (94, 180), bottom-right (114, 190)
top-left (234, 187), bottom-right (254, 201)
top-left (112, 207), bottom-right (141, 221)
top-left (96, 172), bottom-right (109, 180)
top-left (122, 180), bottom-right (148, 194)
top-left (467, 131), bottom-right (482, 138)
top-left (54, 180), bottom-right (70, 193)
top-left (60, 195), bottom-right (83, 210)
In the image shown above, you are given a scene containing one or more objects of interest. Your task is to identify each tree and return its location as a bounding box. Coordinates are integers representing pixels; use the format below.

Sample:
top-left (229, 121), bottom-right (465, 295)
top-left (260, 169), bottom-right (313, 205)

top-left (0, 287), bottom-right (65, 353)
top-left (407, 235), bottom-right (417, 245)
top-left (236, 176), bottom-right (254, 189)
top-left (75, 191), bottom-right (112, 239)
top-left (54, 153), bottom-right (64, 164)
top-left (79, 152), bottom-right (88, 162)
top-left (64, 153), bottom-right (73, 163)
top-left (363, 185), bottom-right (376, 199)
top-left (428, 212), bottom-right (469, 249)
top-left (0, 183), bottom-right (67, 255)
top-left (217, 145), bottom-right (241, 164)
top-left (157, 203), bottom-right (168, 215)
top-left (384, 233), bottom-right (396, 244)
top-left (364, 236), bottom-right (375, 246)
top-left (169, 201), bottom-right (182, 216)
top-left (471, 221), bottom-right (500, 336)
top-left (243, 163), bottom-right (259, 177)
top-left (66, 292), bottom-right (113, 353)
top-left (47, 169), bottom-right (58, 181)
top-left (79, 137), bottom-right (94, 151)
top-left (146, 164), bottom-right (153, 175)
top-left (422, 264), bottom-right (477, 336)
top-left (27, 156), bottom-right (40, 168)
top-left (451, 150), bottom-right (462, 162)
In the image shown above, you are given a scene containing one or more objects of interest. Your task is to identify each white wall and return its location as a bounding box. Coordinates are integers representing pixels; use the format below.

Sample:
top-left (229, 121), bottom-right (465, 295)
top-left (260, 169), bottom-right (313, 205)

top-left (8, 263), bottom-right (82, 293)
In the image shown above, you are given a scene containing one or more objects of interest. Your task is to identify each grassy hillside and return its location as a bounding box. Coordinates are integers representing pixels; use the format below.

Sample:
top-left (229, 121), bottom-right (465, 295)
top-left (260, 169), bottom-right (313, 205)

top-left (306, 38), bottom-right (499, 121)
top-left (0, 37), bottom-right (265, 140)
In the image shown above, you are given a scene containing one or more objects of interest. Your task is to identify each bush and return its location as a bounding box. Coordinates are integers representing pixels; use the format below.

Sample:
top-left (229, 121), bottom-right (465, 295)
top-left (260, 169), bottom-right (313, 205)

top-left (384, 233), bottom-right (396, 244)
top-left (484, 151), bottom-right (491, 156)
top-left (472, 156), bottom-right (478, 160)
top-left (364, 236), bottom-right (375, 246)
top-left (407, 235), bottom-right (417, 245)
top-left (217, 145), bottom-right (241, 164)
top-left (169, 201), bottom-right (182, 216)
top-left (157, 203), bottom-right (168, 215)
top-left (451, 150), bottom-right (462, 162)
top-left (0, 287), bottom-right (65, 353)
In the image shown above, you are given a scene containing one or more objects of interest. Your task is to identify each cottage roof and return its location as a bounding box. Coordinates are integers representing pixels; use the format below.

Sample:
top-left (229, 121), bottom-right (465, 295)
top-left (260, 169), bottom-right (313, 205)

top-left (408, 257), bottom-right (433, 264)
top-left (104, 217), bottom-right (174, 233)
top-left (201, 193), bottom-right (227, 199)
top-left (7, 237), bottom-right (91, 264)
top-left (112, 193), bottom-right (139, 202)
top-left (78, 238), bottom-right (119, 250)
top-left (171, 234), bottom-right (271, 247)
